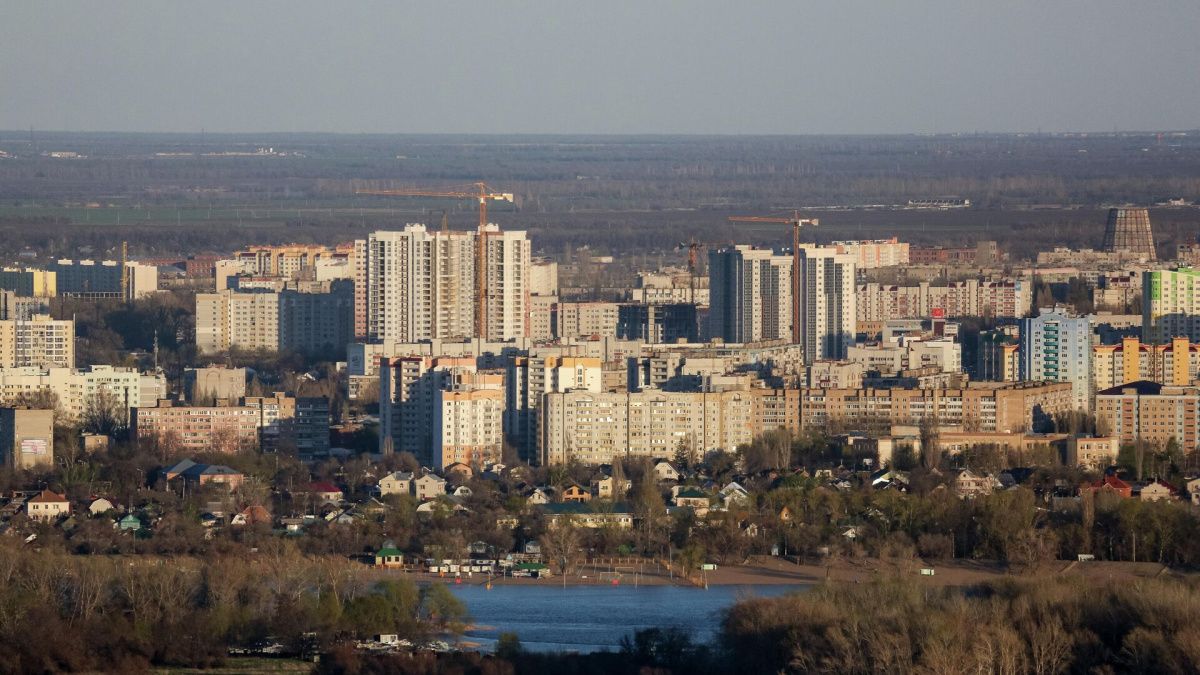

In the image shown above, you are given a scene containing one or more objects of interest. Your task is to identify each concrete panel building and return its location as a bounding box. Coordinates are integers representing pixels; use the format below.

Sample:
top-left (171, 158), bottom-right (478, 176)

top-left (0, 407), bottom-right (54, 470)
top-left (1020, 309), bottom-right (1093, 412)
top-left (708, 246), bottom-right (793, 344)
top-left (797, 247), bottom-right (856, 362)
top-left (0, 315), bottom-right (74, 369)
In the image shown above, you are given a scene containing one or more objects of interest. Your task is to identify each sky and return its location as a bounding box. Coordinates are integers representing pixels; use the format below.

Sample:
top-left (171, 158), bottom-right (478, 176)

top-left (2, 1), bottom-right (1198, 135)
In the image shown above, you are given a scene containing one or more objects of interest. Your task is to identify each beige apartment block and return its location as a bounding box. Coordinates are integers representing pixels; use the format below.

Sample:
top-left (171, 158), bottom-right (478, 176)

top-left (0, 315), bottom-right (74, 369)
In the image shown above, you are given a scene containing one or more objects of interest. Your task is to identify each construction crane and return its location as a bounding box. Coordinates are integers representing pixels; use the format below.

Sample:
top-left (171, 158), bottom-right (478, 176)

top-left (354, 182), bottom-right (515, 336)
top-left (727, 211), bottom-right (819, 344)
top-left (676, 238), bottom-right (723, 305)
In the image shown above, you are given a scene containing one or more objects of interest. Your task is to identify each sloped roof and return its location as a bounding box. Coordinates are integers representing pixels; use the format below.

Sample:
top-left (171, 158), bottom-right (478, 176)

top-left (29, 489), bottom-right (67, 503)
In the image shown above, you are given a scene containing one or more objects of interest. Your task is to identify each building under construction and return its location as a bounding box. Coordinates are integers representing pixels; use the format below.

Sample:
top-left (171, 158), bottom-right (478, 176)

top-left (1101, 207), bottom-right (1156, 260)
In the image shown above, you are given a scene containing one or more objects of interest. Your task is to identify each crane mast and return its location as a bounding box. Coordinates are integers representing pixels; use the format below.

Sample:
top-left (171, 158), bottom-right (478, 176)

top-left (727, 211), bottom-right (819, 345)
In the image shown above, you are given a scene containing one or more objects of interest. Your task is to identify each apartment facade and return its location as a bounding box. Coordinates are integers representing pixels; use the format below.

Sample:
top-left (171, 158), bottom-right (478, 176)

top-left (196, 280), bottom-right (353, 355)
top-left (857, 279), bottom-right (1029, 323)
top-left (1144, 268), bottom-right (1200, 343)
top-left (708, 246), bottom-right (793, 344)
top-left (539, 387), bottom-right (798, 466)
top-left (1020, 309), bottom-right (1093, 412)
top-left (0, 291), bottom-right (50, 321)
top-left (433, 387), bottom-right (505, 469)
top-left (829, 238), bottom-right (909, 269)
top-left (798, 382), bottom-right (1074, 433)
top-left (506, 355), bottom-right (603, 462)
top-left (358, 225), bottom-right (530, 343)
top-left (133, 393), bottom-right (328, 455)
top-left (797, 247), bottom-right (856, 362)
top-left (1096, 382), bottom-right (1200, 454)
top-left (1092, 337), bottom-right (1200, 392)
top-left (0, 366), bottom-right (166, 423)
top-left (0, 315), bottom-right (74, 369)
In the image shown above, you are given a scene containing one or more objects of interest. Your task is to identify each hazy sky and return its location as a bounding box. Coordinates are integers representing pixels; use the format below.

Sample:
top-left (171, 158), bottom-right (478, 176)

top-left (2, 1), bottom-right (1198, 134)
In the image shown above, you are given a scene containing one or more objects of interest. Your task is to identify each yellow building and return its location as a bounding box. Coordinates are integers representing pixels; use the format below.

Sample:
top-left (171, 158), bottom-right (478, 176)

top-left (1092, 337), bottom-right (1200, 392)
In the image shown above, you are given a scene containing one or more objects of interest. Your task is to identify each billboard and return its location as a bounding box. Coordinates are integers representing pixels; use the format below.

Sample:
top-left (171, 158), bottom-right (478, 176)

top-left (20, 439), bottom-right (48, 455)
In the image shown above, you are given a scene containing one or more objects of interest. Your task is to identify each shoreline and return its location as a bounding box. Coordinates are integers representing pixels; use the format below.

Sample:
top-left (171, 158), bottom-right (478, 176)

top-left (375, 556), bottom-right (1189, 590)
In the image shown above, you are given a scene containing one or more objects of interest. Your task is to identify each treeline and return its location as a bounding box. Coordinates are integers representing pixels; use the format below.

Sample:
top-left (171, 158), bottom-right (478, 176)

top-left (0, 542), bottom-right (467, 672)
top-left (722, 577), bottom-right (1200, 674)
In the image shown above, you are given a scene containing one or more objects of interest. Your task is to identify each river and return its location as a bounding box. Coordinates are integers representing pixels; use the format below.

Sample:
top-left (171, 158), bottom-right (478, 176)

top-left (449, 583), bottom-right (804, 653)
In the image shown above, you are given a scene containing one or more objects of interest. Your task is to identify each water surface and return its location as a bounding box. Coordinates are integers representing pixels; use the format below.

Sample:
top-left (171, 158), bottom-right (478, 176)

top-left (450, 583), bottom-right (804, 653)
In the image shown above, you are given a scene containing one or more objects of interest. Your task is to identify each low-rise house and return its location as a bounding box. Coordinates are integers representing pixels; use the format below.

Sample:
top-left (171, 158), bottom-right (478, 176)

top-left (672, 488), bottom-right (712, 515)
top-left (653, 460), bottom-right (681, 482)
top-left (375, 546), bottom-right (405, 568)
top-left (118, 514), bottom-right (142, 531)
top-left (541, 502), bottom-right (634, 529)
top-left (181, 463), bottom-right (244, 491)
top-left (952, 469), bottom-right (998, 499)
top-left (591, 475), bottom-right (631, 500)
top-left (413, 473), bottom-right (447, 501)
top-left (26, 489), bottom-right (69, 521)
top-left (378, 471), bottom-right (414, 497)
top-left (1187, 478), bottom-right (1200, 506)
top-left (1083, 474), bottom-right (1133, 499)
top-left (445, 462), bottom-right (474, 482)
top-left (1138, 479), bottom-right (1177, 502)
top-left (525, 487), bottom-right (553, 505)
top-left (719, 481), bottom-right (750, 507)
top-left (561, 484), bottom-right (591, 503)
top-left (450, 485), bottom-right (473, 498)
top-left (308, 481), bottom-right (344, 504)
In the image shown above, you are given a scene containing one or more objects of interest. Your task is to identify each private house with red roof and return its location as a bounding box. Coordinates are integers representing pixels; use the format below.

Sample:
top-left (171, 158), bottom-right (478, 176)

top-left (26, 489), bottom-right (69, 521)
top-left (308, 481), bottom-right (343, 504)
top-left (1083, 474), bottom-right (1133, 499)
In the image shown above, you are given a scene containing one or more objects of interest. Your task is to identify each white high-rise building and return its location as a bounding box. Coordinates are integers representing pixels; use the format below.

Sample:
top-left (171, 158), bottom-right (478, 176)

top-left (480, 225), bottom-right (531, 341)
top-left (1021, 308), bottom-right (1093, 412)
top-left (360, 225), bottom-right (529, 342)
top-left (707, 246), bottom-right (793, 343)
top-left (797, 247), bottom-right (856, 362)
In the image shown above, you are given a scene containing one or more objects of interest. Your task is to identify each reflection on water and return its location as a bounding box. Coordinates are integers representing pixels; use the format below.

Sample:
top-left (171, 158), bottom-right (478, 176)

top-left (449, 583), bottom-right (804, 653)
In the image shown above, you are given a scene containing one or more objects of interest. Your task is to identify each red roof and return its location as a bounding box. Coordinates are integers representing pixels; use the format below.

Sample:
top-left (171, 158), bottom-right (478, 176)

top-left (29, 489), bottom-right (68, 503)
top-left (308, 481), bottom-right (342, 494)
top-left (1092, 475), bottom-right (1131, 491)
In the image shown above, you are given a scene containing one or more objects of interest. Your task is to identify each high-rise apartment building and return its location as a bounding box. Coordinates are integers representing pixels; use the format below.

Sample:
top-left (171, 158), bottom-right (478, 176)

top-left (1144, 268), bottom-right (1200, 343)
top-left (1096, 382), bottom-right (1200, 454)
top-left (433, 386), bottom-right (505, 469)
top-left (0, 315), bottom-right (74, 369)
top-left (1020, 309), bottom-right (1093, 412)
top-left (379, 356), bottom-right (483, 464)
top-left (0, 291), bottom-right (50, 321)
top-left (358, 224), bottom-right (530, 342)
top-left (829, 238), bottom-right (909, 269)
top-left (797, 247), bottom-right (856, 362)
top-left (708, 246), bottom-right (793, 344)
top-left (506, 355), bottom-right (603, 462)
